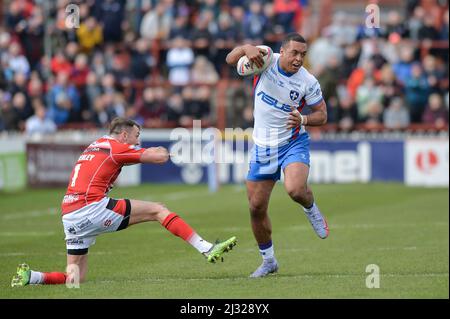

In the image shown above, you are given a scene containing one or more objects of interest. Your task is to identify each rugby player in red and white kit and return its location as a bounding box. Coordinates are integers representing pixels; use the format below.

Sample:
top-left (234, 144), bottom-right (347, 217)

top-left (12, 118), bottom-right (237, 287)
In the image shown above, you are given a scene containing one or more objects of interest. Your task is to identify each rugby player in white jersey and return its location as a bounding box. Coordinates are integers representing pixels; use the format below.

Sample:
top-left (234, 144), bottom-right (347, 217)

top-left (226, 33), bottom-right (329, 277)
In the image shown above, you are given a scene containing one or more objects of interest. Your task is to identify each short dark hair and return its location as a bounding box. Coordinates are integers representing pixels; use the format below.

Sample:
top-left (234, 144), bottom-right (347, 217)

top-left (109, 117), bottom-right (140, 135)
top-left (281, 33), bottom-right (307, 48)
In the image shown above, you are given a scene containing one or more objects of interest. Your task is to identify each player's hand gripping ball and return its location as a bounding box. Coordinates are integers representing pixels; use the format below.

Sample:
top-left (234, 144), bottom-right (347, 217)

top-left (237, 45), bottom-right (273, 76)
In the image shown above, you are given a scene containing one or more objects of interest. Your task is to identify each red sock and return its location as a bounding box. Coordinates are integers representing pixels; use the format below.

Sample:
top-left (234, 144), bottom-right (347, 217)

top-left (43, 272), bottom-right (67, 285)
top-left (162, 213), bottom-right (194, 241)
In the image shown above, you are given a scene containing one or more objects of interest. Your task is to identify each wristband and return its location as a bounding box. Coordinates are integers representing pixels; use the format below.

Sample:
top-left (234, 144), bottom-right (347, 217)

top-left (299, 114), bottom-right (308, 126)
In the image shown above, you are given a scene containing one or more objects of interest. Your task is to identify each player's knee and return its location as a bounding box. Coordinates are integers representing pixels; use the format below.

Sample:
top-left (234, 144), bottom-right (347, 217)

top-left (287, 187), bottom-right (308, 204)
top-left (249, 200), bottom-right (267, 218)
top-left (153, 202), bottom-right (171, 222)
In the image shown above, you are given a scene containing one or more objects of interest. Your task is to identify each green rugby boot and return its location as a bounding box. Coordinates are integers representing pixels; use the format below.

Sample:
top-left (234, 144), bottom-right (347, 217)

top-left (11, 263), bottom-right (31, 287)
top-left (205, 236), bottom-right (237, 263)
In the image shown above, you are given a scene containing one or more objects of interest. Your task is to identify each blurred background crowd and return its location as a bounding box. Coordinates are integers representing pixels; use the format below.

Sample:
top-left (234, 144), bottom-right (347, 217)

top-left (0, 0), bottom-right (448, 135)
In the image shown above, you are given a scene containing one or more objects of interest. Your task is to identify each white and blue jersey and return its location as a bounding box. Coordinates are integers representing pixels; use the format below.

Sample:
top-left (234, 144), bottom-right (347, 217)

top-left (248, 53), bottom-right (324, 181)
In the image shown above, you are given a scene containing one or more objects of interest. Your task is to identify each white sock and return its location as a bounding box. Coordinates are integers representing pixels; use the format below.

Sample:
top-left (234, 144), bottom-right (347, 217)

top-left (29, 270), bottom-right (44, 284)
top-left (188, 233), bottom-right (213, 254)
top-left (304, 202), bottom-right (316, 214)
top-left (259, 242), bottom-right (275, 261)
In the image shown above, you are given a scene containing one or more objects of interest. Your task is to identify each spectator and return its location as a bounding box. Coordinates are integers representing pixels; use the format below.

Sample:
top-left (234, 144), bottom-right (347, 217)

top-left (1, 91), bottom-right (20, 131)
top-left (50, 50), bottom-right (72, 75)
top-left (407, 5), bottom-right (425, 40)
top-left (379, 64), bottom-right (403, 108)
top-left (383, 97), bottom-right (410, 129)
top-left (317, 55), bottom-right (340, 122)
top-left (212, 12), bottom-right (236, 74)
top-left (322, 11), bottom-right (357, 46)
top-left (180, 86), bottom-right (197, 126)
top-left (180, 85), bottom-right (212, 127)
top-left (8, 72), bottom-right (33, 118)
top-left (91, 52), bottom-right (107, 78)
top-left (140, 2), bottom-right (173, 41)
top-left (229, 5), bottom-right (245, 43)
top-left (308, 33), bottom-right (343, 75)
top-left (262, 2), bottom-right (284, 50)
top-left (109, 50), bottom-right (131, 89)
top-left (243, 1), bottom-right (266, 42)
top-left (7, 42), bottom-right (30, 76)
top-left (10, 92), bottom-right (30, 131)
top-left (273, 0), bottom-right (301, 33)
top-left (337, 95), bottom-right (358, 132)
top-left (422, 93), bottom-right (448, 129)
top-left (5, 0), bottom-right (27, 31)
top-left (101, 72), bottom-right (117, 95)
top-left (47, 72), bottom-right (80, 125)
top-left (94, 0), bottom-right (126, 43)
top-left (356, 77), bottom-right (383, 121)
top-left (85, 71), bottom-right (102, 118)
top-left (190, 12), bottom-right (213, 58)
top-left (76, 16), bottom-right (103, 54)
top-left (363, 100), bottom-right (384, 128)
top-left (136, 87), bottom-right (166, 128)
top-left (384, 10), bottom-right (410, 40)
top-left (70, 54), bottom-right (90, 89)
top-left (168, 14), bottom-right (191, 42)
top-left (27, 71), bottom-right (44, 101)
top-left (392, 44), bottom-right (415, 85)
top-left (441, 9), bottom-right (449, 40)
top-left (166, 92), bottom-right (184, 126)
top-left (65, 41), bottom-right (80, 65)
top-left (191, 56), bottom-right (219, 85)
top-left (347, 60), bottom-right (378, 100)
top-left (130, 38), bottom-right (153, 80)
top-left (404, 63), bottom-right (430, 122)
top-left (91, 94), bottom-right (109, 127)
top-left (339, 42), bottom-right (361, 80)
top-left (422, 54), bottom-right (446, 94)
top-left (17, 5), bottom-right (45, 69)
top-left (25, 101), bottom-right (57, 135)
top-left (418, 14), bottom-right (441, 41)
top-left (166, 36), bottom-right (194, 87)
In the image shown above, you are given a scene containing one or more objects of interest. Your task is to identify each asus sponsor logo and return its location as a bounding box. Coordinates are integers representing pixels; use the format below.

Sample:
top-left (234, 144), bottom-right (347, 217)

top-left (256, 91), bottom-right (292, 112)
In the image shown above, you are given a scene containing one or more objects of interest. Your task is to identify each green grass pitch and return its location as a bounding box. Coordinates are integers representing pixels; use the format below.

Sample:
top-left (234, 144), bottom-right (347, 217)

top-left (0, 183), bottom-right (448, 298)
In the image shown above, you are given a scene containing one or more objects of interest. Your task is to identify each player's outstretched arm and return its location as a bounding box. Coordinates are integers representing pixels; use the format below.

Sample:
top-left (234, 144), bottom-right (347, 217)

top-left (141, 146), bottom-right (170, 164)
top-left (226, 44), bottom-right (265, 68)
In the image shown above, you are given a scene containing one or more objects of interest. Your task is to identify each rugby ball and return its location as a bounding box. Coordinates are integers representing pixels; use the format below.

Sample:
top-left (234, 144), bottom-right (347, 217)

top-left (237, 45), bottom-right (273, 77)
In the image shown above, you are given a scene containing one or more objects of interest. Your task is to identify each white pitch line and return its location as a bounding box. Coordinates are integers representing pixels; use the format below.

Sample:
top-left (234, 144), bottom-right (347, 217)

top-left (97, 272), bottom-right (449, 284)
top-left (0, 251), bottom-right (114, 257)
top-left (142, 189), bottom-right (210, 202)
top-left (0, 208), bottom-right (58, 220)
top-left (286, 222), bottom-right (449, 230)
top-left (240, 246), bottom-right (433, 253)
top-left (0, 231), bottom-right (56, 236)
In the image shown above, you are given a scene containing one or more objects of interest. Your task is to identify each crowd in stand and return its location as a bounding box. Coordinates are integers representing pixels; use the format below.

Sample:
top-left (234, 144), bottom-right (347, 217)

top-left (0, 0), bottom-right (448, 135)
